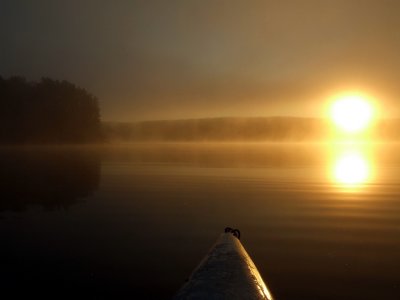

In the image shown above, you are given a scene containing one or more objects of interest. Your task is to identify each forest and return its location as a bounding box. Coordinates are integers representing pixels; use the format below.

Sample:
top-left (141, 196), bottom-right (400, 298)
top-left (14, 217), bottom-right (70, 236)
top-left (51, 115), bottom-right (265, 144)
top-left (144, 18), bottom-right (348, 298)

top-left (103, 117), bottom-right (400, 142)
top-left (103, 117), bottom-right (331, 142)
top-left (0, 76), bottom-right (101, 143)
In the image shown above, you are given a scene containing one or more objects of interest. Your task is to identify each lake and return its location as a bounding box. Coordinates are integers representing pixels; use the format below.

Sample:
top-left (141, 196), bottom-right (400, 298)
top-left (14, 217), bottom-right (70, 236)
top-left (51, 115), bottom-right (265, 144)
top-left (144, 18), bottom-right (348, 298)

top-left (1, 143), bottom-right (400, 299)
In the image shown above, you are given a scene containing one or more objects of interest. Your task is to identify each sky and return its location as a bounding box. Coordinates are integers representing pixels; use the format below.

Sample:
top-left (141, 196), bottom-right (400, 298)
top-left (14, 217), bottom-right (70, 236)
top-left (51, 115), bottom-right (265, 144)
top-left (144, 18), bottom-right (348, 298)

top-left (1, 0), bottom-right (400, 121)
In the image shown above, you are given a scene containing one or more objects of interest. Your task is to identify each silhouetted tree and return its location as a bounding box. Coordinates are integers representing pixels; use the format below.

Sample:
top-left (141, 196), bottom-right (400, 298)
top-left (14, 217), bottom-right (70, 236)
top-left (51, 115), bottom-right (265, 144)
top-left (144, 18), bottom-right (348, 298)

top-left (0, 76), bottom-right (101, 143)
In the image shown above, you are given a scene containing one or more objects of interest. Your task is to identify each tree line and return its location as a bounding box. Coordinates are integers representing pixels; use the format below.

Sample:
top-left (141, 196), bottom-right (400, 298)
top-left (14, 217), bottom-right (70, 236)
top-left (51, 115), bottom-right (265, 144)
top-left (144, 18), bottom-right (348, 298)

top-left (103, 117), bottom-right (332, 142)
top-left (103, 117), bottom-right (400, 142)
top-left (0, 76), bottom-right (101, 144)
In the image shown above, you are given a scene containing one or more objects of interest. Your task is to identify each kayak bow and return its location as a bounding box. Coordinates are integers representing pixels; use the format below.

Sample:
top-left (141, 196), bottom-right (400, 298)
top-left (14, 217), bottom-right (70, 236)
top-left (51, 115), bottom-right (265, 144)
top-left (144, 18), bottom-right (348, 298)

top-left (174, 227), bottom-right (274, 300)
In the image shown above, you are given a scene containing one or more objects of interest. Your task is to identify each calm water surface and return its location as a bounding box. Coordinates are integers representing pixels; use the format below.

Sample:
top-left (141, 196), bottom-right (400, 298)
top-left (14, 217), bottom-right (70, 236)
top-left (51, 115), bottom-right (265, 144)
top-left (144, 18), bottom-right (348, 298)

top-left (1, 143), bottom-right (400, 299)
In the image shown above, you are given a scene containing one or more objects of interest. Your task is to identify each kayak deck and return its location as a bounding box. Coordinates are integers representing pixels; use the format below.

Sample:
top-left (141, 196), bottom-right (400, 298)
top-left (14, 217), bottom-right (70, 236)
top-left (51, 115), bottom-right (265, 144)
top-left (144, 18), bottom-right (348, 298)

top-left (174, 228), bottom-right (274, 300)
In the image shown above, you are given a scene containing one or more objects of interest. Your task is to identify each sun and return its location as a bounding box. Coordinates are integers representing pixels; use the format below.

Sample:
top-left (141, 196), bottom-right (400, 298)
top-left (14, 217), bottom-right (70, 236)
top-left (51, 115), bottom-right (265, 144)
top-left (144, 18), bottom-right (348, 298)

top-left (331, 94), bottom-right (374, 133)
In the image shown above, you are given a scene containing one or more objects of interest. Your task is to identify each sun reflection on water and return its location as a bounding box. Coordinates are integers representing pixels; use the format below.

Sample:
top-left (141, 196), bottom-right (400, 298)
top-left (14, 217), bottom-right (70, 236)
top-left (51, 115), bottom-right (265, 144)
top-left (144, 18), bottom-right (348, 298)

top-left (331, 145), bottom-right (373, 189)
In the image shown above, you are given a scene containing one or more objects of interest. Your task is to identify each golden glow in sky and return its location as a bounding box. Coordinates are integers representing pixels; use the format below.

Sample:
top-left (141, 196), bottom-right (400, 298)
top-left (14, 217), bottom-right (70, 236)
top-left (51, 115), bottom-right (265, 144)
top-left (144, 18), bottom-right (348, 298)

top-left (331, 94), bottom-right (374, 133)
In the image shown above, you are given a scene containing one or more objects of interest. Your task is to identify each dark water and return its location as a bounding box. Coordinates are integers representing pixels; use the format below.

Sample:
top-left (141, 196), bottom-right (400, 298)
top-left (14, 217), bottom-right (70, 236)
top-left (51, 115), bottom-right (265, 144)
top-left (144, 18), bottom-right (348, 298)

top-left (1, 143), bottom-right (400, 299)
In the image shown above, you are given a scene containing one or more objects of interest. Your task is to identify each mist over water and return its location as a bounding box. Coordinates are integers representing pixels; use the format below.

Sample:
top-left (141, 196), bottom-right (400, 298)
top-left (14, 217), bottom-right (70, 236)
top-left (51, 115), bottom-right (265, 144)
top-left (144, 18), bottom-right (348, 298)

top-left (1, 143), bottom-right (400, 299)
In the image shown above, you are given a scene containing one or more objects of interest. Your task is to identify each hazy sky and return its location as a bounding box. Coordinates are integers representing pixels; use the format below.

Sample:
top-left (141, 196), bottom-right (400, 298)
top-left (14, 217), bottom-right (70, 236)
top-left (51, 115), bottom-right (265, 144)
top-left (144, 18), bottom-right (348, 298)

top-left (1, 0), bottom-right (400, 121)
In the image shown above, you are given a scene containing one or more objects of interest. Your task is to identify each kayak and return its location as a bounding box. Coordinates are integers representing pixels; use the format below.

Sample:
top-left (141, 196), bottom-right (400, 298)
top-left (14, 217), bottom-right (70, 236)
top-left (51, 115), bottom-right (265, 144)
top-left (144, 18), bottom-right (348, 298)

top-left (174, 228), bottom-right (274, 300)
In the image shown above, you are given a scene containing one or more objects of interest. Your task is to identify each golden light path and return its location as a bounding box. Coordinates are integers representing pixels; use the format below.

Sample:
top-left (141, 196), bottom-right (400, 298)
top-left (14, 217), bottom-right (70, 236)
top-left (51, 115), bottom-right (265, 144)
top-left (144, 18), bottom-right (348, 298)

top-left (331, 94), bottom-right (374, 133)
top-left (327, 92), bottom-right (378, 189)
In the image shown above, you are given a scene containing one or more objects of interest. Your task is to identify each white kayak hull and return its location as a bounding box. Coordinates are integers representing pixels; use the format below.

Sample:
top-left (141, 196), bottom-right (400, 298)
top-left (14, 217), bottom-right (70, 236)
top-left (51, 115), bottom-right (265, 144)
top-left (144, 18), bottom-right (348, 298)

top-left (174, 229), bottom-right (274, 300)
